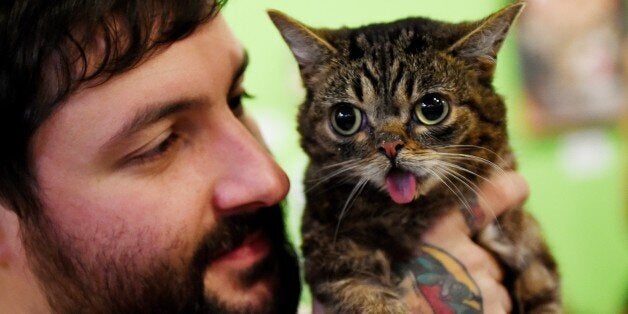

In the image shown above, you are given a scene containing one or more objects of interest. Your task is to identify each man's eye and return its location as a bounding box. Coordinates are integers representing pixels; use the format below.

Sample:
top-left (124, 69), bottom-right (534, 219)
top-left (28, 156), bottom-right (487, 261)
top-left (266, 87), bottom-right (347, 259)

top-left (131, 133), bottom-right (180, 164)
top-left (228, 91), bottom-right (253, 113)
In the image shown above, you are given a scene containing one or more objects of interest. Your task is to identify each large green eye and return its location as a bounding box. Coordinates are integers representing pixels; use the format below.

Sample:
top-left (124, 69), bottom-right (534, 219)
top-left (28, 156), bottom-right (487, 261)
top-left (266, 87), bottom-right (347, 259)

top-left (331, 103), bottom-right (363, 136)
top-left (414, 94), bottom-right (450, 125)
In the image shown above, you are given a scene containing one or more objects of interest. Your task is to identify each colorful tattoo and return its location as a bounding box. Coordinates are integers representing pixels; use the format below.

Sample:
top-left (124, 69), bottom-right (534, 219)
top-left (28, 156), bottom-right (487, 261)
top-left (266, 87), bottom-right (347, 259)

top-left (397, 245), bottom-right (482, 314)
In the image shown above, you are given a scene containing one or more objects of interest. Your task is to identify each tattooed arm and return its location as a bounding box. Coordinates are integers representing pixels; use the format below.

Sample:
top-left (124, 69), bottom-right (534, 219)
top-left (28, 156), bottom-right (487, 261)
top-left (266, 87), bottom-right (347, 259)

top-left (312, 171), bottom-right (529, 313)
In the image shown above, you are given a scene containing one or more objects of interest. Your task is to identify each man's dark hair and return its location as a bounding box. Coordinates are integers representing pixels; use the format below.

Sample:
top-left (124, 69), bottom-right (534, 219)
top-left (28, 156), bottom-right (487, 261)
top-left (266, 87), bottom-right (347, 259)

top-left (0, 0), bottom-right (225, 220)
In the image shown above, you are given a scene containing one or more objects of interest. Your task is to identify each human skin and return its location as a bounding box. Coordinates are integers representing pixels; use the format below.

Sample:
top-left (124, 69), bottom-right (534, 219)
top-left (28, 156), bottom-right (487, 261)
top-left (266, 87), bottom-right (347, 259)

top-left (312, 171), bottom-right (527, 313)
top-left (0, 10), bottom-right (525, 313)
top-left (1, 14), bottom-right (294, 313)
top-left (418, 171), bottom-right (529, 313)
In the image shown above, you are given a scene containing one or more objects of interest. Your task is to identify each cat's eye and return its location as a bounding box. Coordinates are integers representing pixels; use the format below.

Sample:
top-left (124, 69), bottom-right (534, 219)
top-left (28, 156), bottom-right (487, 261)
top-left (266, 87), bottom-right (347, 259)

top-left (414, 94), bottom-right (450, 125)
top-left (330, 103), bottom-right (363, 136)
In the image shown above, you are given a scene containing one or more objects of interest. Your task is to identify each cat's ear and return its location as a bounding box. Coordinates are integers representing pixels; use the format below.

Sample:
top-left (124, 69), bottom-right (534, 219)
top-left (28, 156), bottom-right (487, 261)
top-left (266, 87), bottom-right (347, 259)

top-left (447, 2), bottom-right (524, 68)
top-left (268, 10), bottom-right (336, 69)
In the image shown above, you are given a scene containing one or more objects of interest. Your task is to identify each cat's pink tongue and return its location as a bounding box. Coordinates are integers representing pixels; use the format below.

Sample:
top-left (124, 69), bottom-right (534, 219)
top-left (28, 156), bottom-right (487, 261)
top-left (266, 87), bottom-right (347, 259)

top-left (385, 170), bottom-right (417, 204)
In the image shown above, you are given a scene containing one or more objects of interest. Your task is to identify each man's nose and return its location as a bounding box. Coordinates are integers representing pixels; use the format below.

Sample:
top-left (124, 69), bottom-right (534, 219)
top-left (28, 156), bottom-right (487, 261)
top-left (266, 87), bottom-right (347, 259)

top-left (210, 117), bottom-right (289, 216)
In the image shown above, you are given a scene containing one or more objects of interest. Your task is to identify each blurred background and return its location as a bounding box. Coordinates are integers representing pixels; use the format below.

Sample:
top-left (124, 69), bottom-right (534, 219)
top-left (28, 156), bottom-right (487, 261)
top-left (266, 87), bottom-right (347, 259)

top-left (223, 1), bottom-right (627, 313)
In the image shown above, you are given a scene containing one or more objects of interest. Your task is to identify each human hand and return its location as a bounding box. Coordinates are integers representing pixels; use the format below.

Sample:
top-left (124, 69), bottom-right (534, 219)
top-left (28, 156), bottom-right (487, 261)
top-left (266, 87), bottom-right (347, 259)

top-left (311, 171), bottom-right (529, 314)
top-left (404, 170), bottom-right (529, 313)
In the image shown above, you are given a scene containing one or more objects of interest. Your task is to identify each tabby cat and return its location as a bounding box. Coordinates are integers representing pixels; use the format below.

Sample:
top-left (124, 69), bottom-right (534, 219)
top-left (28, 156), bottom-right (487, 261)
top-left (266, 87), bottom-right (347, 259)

top-left (269, 3), bottom-right (560, 313)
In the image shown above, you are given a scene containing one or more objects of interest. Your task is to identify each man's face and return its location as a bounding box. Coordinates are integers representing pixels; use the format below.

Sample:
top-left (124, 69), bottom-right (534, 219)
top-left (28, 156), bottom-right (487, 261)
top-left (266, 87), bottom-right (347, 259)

top-left (25, 15), bottom-right (299, 313)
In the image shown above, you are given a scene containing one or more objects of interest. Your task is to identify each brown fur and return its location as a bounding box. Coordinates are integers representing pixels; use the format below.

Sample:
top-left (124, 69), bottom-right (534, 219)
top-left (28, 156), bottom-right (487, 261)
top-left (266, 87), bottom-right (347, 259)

top-left (270, 3), bottom-right (560, 313)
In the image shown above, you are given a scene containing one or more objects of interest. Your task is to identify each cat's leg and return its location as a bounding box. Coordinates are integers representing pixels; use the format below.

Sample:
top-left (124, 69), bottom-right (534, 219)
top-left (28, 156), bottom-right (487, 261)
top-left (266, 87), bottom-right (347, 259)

top-left (477, 207), bottom-right (561, 313)
top-left (303, 227), bottom-right (407, 313)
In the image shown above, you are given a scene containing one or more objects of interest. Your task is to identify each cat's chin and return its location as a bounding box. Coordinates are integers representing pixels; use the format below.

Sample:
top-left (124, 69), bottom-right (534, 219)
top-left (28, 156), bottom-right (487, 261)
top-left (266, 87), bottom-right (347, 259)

top-left (385, 169), bottom-right (417, 204)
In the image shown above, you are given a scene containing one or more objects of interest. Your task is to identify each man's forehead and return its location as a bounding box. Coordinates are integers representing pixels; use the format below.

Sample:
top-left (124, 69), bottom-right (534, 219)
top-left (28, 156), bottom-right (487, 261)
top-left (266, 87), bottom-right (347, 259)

top-left (32, 13), bottom-right (245, 163)
top-left (195, 13), bottom-right (245, 64)
top-left (66, 13), bottom-right (243, 104)
top-left (73, 13), bottom-right (244, 90)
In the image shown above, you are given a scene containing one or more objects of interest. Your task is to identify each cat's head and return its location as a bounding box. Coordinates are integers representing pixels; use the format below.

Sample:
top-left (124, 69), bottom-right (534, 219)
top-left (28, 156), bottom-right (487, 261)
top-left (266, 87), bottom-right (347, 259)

top-left (270, 4), bottom-right (523, 204)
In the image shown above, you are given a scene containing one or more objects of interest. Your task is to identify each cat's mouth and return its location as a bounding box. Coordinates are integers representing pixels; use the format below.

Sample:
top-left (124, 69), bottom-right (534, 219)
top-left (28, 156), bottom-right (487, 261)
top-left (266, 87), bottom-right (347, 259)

top-left (385, 168), bottom-right (418, 204)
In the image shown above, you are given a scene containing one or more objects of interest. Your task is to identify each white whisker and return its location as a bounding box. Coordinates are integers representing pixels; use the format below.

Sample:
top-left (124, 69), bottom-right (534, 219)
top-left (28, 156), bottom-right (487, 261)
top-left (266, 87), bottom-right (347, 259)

top-left (432, 162), bottom-right (505, 232)
top-left (421, 166), bottom-right (473, 214)
top-left (436, 151), bottom-right (504, 169)
top-left (305, 160), bottom-right (364, 192)
top-left (439, 144), bottom-right (510, 167)
top-left (432, 164), bottom-right (480, 210)
top-left (319, 158), bottom-right (363, 170)
top-left (436, 147), bottom-right (509, 170)
top-left (333, 178), bottom-right (369, 243)
top-left (434, 159), bottom-right (492, 185)
top-left (433, 152), bottom-right (508, 179)
top-left (432, 153), bottom-right (512, 198)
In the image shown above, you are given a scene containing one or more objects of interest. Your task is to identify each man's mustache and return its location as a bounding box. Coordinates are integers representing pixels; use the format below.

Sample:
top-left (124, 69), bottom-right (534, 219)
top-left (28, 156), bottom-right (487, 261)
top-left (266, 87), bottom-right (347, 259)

top-left (192, 204), bottom-right (283, 269)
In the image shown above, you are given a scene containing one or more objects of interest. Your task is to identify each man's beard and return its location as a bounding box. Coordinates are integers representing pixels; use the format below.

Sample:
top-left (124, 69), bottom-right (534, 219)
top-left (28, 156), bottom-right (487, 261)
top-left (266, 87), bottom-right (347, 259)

top-left (21, 204), bottom-right (301, 313)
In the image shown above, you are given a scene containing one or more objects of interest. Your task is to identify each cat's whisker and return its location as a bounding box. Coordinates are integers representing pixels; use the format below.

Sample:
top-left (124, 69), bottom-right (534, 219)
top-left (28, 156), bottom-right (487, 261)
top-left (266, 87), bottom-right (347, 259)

top-left (333, 177), bottom-right (369, 243)
top-left (305, 161), bottom-right (364, 192)
top-left (305, 167), bottom-right (353, 186)
top-left (306, 176), bottom-right (355, 194)
top-left (439, 144), bottom-right (510, 167)
top-left (435, 151), bottom-right (503, 167)
top-left (404, 154), bottom-right (503, 217)
top-left (433, 163), bottom-right (481, 203)
top-left (433, 162), bottom-right (505, 233)
top-left (421, 166), bottom-right (474, 214)
top-left (432, 162), bottom-right (481, 194)
top-left (412, 152), bottom-right (492, 186)
top-left (408, 155), bottom-right (492, 223)
top-left (319, 158), bottom-right (364, 170)
top-left (437, 169), bottom-right (475, 214)
top-left (435, 151), bottom-right (508, 173)
top-left (432, 164), bottom-right (507, 235)
top-left (432, 158), bottom-right (493, 185)
top-left (435, 154), bottom-right (510, 195)
top-left (433, 152), bottom-right (509, 180)
top-left (402, 153), bottom-right (471, 211)
top-left (276, 2), bottom-right (561, 310)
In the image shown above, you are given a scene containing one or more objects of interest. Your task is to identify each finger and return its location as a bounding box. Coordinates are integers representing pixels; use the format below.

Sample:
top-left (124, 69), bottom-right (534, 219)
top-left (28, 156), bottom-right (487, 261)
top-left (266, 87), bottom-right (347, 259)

top-left (462, 240), bottom-right (504, 282)
top-left (475, 171), bottom-right (529, 227)
top-left (410, 243), bottom-right (508, 313)
top-left (421, 209), bottom-right (471, 242)
top-left (475, 276), bottom-right (512, 314)
top-left (422, 222), bottom-right (504, 282)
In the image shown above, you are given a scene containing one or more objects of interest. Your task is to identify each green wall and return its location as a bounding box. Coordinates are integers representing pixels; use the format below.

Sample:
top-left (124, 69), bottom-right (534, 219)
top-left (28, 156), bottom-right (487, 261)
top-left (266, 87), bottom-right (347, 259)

top-left (224, 1), bottom-right (627, 312)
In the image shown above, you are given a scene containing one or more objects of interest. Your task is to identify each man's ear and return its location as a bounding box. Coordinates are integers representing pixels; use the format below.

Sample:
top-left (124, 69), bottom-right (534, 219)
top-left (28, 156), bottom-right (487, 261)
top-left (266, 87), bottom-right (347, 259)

top-left (447, 2), bottom-right (524, 70)
top-left (0, 202), bottom-right (52, 312)
top-left (267, 10), bottom-right (336, 69)
top-left (0, 203), bottom-right (20, 267)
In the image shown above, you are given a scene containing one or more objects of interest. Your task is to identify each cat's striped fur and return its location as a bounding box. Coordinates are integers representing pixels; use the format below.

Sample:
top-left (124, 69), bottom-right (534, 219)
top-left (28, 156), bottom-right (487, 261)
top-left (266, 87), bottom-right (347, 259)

top-left (270, 3), bottom-right (560, 313)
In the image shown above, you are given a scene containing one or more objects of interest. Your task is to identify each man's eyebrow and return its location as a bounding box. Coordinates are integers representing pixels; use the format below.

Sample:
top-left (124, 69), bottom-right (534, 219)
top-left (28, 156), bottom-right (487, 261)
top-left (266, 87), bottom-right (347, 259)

top-left (230, 50), bottom-right (249, 91)
top-left (104, 100), bottom-right (195, 149)
top-left (103, 51), bottom-right (248, 152)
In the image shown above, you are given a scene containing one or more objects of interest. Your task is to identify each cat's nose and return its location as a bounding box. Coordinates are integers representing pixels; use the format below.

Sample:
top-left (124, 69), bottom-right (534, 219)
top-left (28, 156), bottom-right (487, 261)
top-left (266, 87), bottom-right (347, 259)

top-left (378, 140), bottom-right (404, 159)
